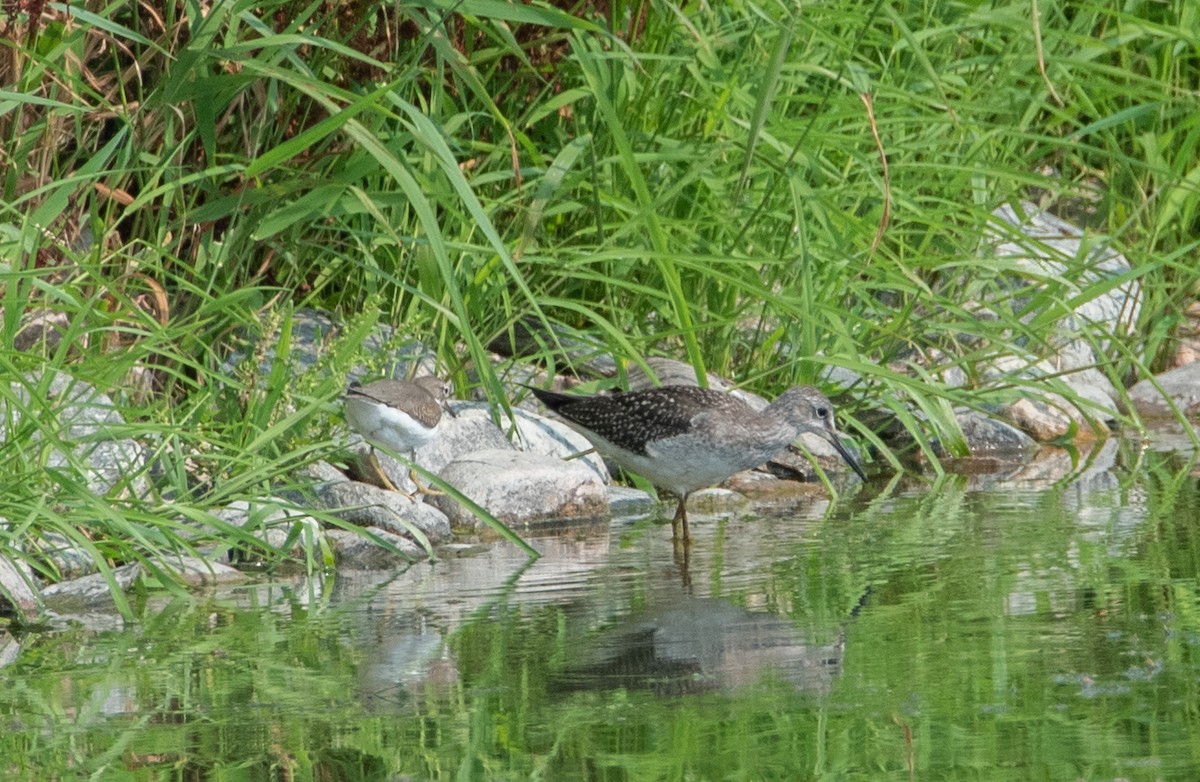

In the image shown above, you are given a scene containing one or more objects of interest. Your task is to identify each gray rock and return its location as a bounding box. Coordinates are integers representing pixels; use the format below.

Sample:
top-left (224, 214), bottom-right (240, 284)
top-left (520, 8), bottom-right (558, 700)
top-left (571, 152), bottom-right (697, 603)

top-left (0, 631), bottom-right (19, 669)
top-left (209, 499), bottom-right (326, 562)
top-left (1003, 397), bottom-right (1081, 442)
top-left (432, 448), bottom-right (608, 528)
top-left (2, 369), bottom-right (149, 498)
top-left (41, 555), bottom-right (246, 608)
top-left (985, 344), bottom-right (1122, 437)
top-left (1170, 301), bottom-right (1200, 368)
top-left (221, 307), bottom-right (338, 378)
top-left (487, 317), bottom-right (618, 378)
top-left (989, 202), bottom-right (1140, 343)
top-left (626, 357), bottom-right (736, 393)
top-left (506, 406), bottom-right (609, 482)
top-left (820, 363), bottom-right (870, 390)
top-left (316, 480), bottom-right (451, 546)
top-left (27, 531), bottom-right (98, 581)
top-left (301, 458), bottom-right (353, 484)
top-left (339, 396), bottom-right (611, 536)
top-left (979, 203), bottom-right (1138, 439)
top-left (0, 555), bottom-right (40, 621)
top-left (1127, 362), bottom-right (1200, 418)
top-left (686, 487), bottom-right (751, 516)
top-left (142, 555), bottom-right (249, 588)
top-left (995, 368), bottom-right (1120, 441)
top-left (47, 437), bottom-right (148, 497)
top-left (327, 528), bottom-right (426, 567)
top-left (622, 357), bottom-right (767, 409)
top-left (11, 308), bottom-right (71, 353)
top-left (951, 408), bottom-right (1038, 453)
top-left (606, 485), bottom-right (656, 517)
top-left (222, 306), bottom-right (438, 395)
top-left (373, 399), bottom-right (608, 486)
top-left (404, 404), bottom-right (513, 476)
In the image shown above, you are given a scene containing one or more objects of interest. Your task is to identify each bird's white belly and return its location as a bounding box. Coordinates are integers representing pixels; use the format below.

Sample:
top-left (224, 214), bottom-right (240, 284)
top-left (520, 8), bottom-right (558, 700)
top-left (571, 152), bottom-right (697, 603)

top-left (602, 436), bottom-right (766, 496)
top-left (345, 399), bottom-right (437, 452)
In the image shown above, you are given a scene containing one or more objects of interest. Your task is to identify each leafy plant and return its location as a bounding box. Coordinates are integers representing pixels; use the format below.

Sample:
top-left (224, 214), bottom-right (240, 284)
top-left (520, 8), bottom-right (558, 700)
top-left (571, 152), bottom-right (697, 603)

top-left (1, 0), bottom-right (1197, 600)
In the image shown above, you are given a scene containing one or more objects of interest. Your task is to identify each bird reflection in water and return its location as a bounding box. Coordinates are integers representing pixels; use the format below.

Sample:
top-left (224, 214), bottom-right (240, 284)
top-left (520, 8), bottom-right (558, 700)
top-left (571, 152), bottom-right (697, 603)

top-left (552, 597), bottom-right (848, 697)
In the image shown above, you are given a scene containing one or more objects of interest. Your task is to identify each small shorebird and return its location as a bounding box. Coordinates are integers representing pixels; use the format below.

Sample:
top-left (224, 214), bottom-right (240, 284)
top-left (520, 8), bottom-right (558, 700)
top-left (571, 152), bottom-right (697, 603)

top-left (530, 384), bottom-right (865, 541)
top-left (344, 375), bottom-right (453, 495)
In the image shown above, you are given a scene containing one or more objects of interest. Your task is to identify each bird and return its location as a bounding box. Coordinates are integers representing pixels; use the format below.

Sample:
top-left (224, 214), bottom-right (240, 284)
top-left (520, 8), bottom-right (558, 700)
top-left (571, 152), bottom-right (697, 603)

top-left (530, 384), bottom-right (866, 541)
top-left (343, 375), bottom-right (453, 495)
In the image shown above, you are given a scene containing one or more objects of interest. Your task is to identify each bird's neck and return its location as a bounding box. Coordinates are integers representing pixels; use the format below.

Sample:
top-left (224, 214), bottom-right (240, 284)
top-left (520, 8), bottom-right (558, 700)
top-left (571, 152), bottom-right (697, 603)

top-left (745, 405), bottom-right (806, 453)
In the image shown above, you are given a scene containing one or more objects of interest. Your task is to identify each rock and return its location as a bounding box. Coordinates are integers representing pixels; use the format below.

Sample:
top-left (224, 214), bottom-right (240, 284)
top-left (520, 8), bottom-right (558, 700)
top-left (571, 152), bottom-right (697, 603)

top-left (209, 499), bottom-right (327, 563)
top-left (622, 356), bottom-right (774, 409)
top-left (11, 308), bottom-right (71, 353)
top-left (821, 362), bottom-right (868, 389)
top-left (989, 202), bottom-right (1140, 344)
top-left (0, 631), bottom-right (20, 669)
top-left (978, 203), bottom-right (1139, 439)
top-left (1127, 363), bottom-right (1200, 418)
top-left (506, 406), bottom-right (608, 482)
top-left (685, 487), bottom-right (750, 516)
top-left (984, 345), bottom-right (1121, 442)
top-left (724, 469), bottom-right (839, 501)
top-left (326, 528), bottom-right (426, 567)
top-left (224, 307), bottom-right (419, 380)
top-left (298, 459), bottom-right (353, 486)
top-left (431, 449), bottom-right (608, 529)
top-left (316, 480), bottom-right (451, 546)
top-left (393, 399), bottom-right (608, 483)
top-left (27, 531), bottom-right (97, 580)
top-left (1169, 300), bottom-right (1200, 368)
top-left (606, 485), bottom-right (656, 517)
top-left (951, 408), bottom-right (1038, 452)
top-left (1001, 398), bottom-right (1076, 442)
top-left (626, 357), bottom-right (737, 393)
top-left (41, 564), bottom-right (141, 606)
top-left (142, 555), bottom-right (249, 588)
top-left (41, 555), bottom-right (246, 608)
top-left (766, 434), bottom-right (865, 480)
top-left (999, 370), bottom-right (1122, 441)
top-left (51, 436), bottom-right (147, 494)
top-left (409, 404), bottom-right (513, 475)
top-left (0, 555), bottom-right (40, 622)
top-left (2, 369), bottom-right (149, 498)
top-left (487, 316), bottom-right (618, 378)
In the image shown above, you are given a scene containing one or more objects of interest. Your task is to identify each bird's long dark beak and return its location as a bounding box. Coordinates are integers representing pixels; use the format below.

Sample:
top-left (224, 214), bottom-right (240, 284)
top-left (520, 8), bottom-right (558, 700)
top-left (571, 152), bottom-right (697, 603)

top-left (806, 427), bottom-right (868, 482)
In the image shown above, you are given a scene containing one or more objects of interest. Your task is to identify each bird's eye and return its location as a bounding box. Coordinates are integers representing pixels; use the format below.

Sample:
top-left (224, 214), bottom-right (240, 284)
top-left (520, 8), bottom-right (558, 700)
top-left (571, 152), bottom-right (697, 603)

top-left (816, 406), bottom-right (830, 419)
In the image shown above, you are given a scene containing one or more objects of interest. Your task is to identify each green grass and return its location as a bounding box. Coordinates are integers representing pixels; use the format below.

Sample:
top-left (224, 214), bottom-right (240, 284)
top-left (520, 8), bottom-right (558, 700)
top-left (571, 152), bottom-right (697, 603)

top-left (1, 0), bottom-right (1197, 606)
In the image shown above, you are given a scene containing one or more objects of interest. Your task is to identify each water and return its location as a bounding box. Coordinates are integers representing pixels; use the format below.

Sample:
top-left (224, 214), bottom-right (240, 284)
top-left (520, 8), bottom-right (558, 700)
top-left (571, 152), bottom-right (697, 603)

top-left (2, 438), bottom-right (1199, 780)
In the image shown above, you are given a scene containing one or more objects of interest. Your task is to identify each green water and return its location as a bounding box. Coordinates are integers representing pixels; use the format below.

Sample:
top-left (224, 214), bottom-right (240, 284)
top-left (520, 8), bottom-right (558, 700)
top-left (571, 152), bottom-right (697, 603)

top-left (2, 442), bottom-right (1199, 781)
